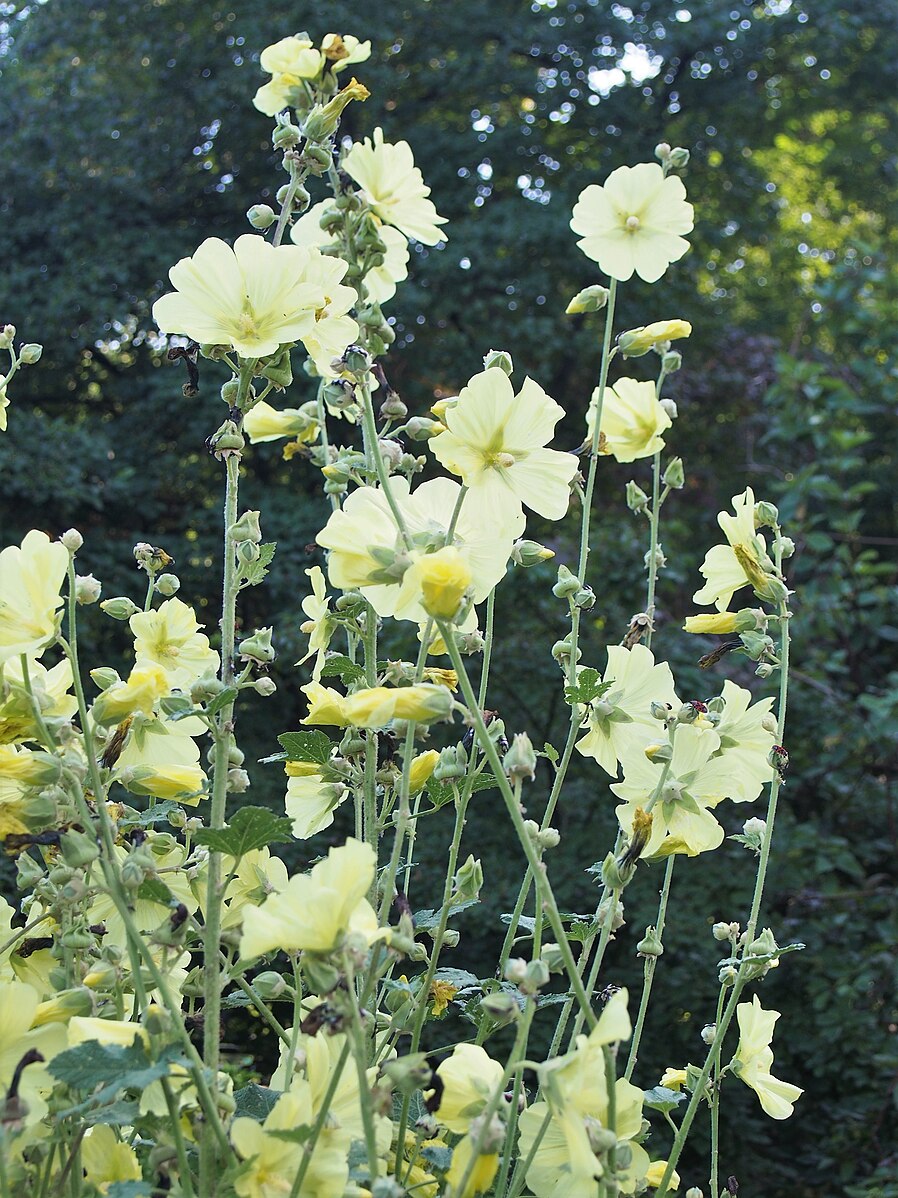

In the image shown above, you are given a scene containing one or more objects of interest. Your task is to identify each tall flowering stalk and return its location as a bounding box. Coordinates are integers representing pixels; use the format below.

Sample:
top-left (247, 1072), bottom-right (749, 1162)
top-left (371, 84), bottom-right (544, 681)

top-left (0, 35), bottom-right (804, 1198)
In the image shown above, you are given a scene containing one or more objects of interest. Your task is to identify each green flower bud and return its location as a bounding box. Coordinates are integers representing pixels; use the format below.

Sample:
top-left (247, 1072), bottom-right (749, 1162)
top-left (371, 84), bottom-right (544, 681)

top-left (61, 528), bottom-right (83, 552)
top-left (626, 480), bottom-right (650, 513)
top-left (229, 510), bottom-right (262, 544)
top-left (659, 397), bottom-right (678, 420)
top-left (521, 959), bottom-right (551, 994)
top-left (246, 204), bottom-right (276, 229)
top-left (382, 1053), bottom-right (433, 1096)
top-left (701, 1023), bottom-right (716, 1045)
top-left (552, 564), bottom-right (581, 599)
top-left (644, 741), bottom-right (672, 763)
top-left (661, 350), bottom-right (682, 373)
top-left (565, 285), bottom-right (610, 315)
top-left (451, 854), bottom-right (483, 905)
top-left (482, 348), bottom-right (513, 375)
top-left (252, 971), bottom-right (290, 1001)
top-left (718, 964), bottom-right (738, 986)
top-left (668, 147), bottom-right (690, 169)
top-left (254, 677), bottom-right (277, 697)
top-left (272, 118), bottom-right (302, 150)
top-left (537, 827), bottom-right (560, 850)
top-left (236, 540), bottom-right (261, 565)
top-left (19, 343), bottom-right (42, 364)
top-left (662, 457), bottom-right (685, 489)
top-left (100, 596), bottom-right (140, 621)
top-left (650, 700), bottom-right (672, 721)
top-left (337, 344), bottom-right (371, 378)
top-left (59, 828), bottom-right (100, 869)
top-left (479, 991), bottom-right (520, 1026)
top-left (75, 574), bottom-right (102, 605)
top-left (301, 955), bottom-right (341, 995)
top-left (573, 585), bottom-right (596, 610)
top-left (154, 573), bottom-right (180, 597)
top-left (540, 943), bottom-right (565, 974)
top-left (238, 627), bottom-right (275, 664)
top-left (442, 929), bottom-right (460, 948)
top-left (712, 921), bottom-right (736, 941)
top-left (637, 926), bottom-right (664, 958)
top-left (686, 1189), bottom-right (705, 1198)
top-left (655, 142), bottom-right (671, 161)
top-left (89, 667), bottom-right (121, 691)
top-left (406, 416), bottom-right (443, 440)
top-left (0, 324), bottom-right (15, 349)
top-left (379, 390), bottom-right (408, 421)
top-left (433, 744), bottom-right (467, 781)
top-left (503, 733), bottom-right (537, 783)
top-left (511, 539), bottom-right (555, 567)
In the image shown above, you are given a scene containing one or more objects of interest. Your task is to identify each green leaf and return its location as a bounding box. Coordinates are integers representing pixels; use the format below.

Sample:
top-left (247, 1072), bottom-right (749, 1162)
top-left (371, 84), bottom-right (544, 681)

top-left (425, 772), bottom-right (500, 809)
top-left (158, 694), bottom-right (195, 718)
top-left (542, 741), bottom-right (560, 767)
top-left (118, 801), bottom-right (182, 829)
top-left (413, 900), bottom-right (480, 931)
top-left (51, 1041), bottom-right (180, 1101)
top-left (278, 730), bottom-right (334, 766)
top-left (433, 968), bottom-right (481, 990)
top-left (206, 686), bottom-right (238, 718)
top-left (234, 1084), bottom-right (282, 1122)
top-left (564, 668), bottom-right (613, 706)
top-left (80, 1100), bottom-right (141, 1126)
top-left (422, 1143), bottom-right (453, 1171)
top-left (319, 654), bottom-right (365, 685)
top-left (194, 806), bottom-right (294, 858)
top-left (136, 877), bottom-right (174, 906)
top-left (239, 541), bottom-right (276, 588)
top-left (643, 1085), bottom-right (687, 1113)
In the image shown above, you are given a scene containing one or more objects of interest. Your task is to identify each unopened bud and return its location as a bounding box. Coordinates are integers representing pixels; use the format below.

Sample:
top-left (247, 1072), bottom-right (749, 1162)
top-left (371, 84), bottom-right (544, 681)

top-left (238, 627), bottom-right (275, 664)
top-left (626, 480), bottom-right (650, 513)
top-left (254, 677), bottom-right (277, 697)
top-left (654, 142), bottom-right (671, 161)
top-left (379, 391), bottom-right (407, 420)
top-left (61, 528), bottom-right (83, 552)
top-left (686, 1189), bottom-right (705, 1198)
top-left (537, 827), bottom-right (560, 850)
top-left (650, 700), bottom-right (672, 721)
top-left (479, 991), bottom-right (520, 1026)
top-left (378, 439), bottom-right (403, 470)
top-left (482, 348), bottom-right (513, 375)
top-left (644, 741), bottom-right (672, 763)
top-left (504, 958), bottom-right (528, 984)
top-left (712, 922), bottom-right (736, 941)
top-left (662, 457), bottom-right (684, 489)
top-left (19, 343), bottom-right (43, 364)
top-left (659, 397), bottom-right (679, 420)
top-left (503, 733), bottom-right (537, 783)
top-left (247, 203), bottom-right (276, 229)
top-left (668, 147), bottom-right (690, 169)
top-left (661, 350), bottom-right (682, 373)
top-left (511, 539), bottom-right (555, 567)
top-left (701, 1023), bottom-right (716, 1045)
top-left (155, 573), bottom-right (180, 597)
top-left (406, 416), bottom-right (443, 441)
top-left (75, 574), bottom-right (102, 605)
top-left (229, 510), bottom-right (262, 544)
top-left (565, 284), bottom-right (610, 315)
top-left (100, 596), bottom-right (141, 621)
top-left (637, 926), bottom-right (664, 958)
top-left (451, 855), bottom-right (483, 905)
top-left (0, 324), bottom-right (15, 349)
top-left (552, 564), bottom-right (581, 599)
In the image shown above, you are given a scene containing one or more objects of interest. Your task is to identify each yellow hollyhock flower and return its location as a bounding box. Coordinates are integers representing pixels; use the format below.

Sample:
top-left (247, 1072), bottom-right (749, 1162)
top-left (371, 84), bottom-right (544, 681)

top-left (0, 656), bottom-right (77, 745)
top-left (221, 847), bottom-right (289, 930)
top-left (252, 35), bottom-right (324, 115)
top-left (587, 376), bottom-right (672, 463)
top-left (575, 645), bottom-right (679, 777)
top-left (343, 127), bottom-right (448, 245)
top-left (295, 249), bottom-right (360, 376)
top-left (618, 319), bottom-right (692, 357)
top-left (0, 530), bottom-right (68, 665)
top-left (342, 683), bottom-right (453, 728)
top-left (445, 1135), bottom-right (500, 1198)
top-left (317, 476), bottom-right (517, 622)
top-left (612, 725), bottom-right (732, 859)
top-left (153, 236), bottom-right (355, 360)
top-left (81, 1126), bottom-right (143, 1193)
top-left (238, 837), bottom-right (383, 958)
top-left (301, 681), bottom-right (350, 726)
top-left (91, 663), bottom-right (170, 726)
top-left (285, 769), bottom-right (348, 840)
top-left (408, 748), bottom-right (440, 793)
top-left (0, 979), bottom-right (68, 1126)
top-left (321, 33), bottom-right (372, 73)
top-left (571, 162), bottom-right (694, 284)
top-left (730, 995), bottom-right (803, 1119)
top-left (243, 399), bottom-right (319, 445)
top-left (0, 745), bottom-right (59, 786)
top-left (712, 679), bottom-right (776, 802)
top-left (292, 199), bottom-right (410, 305)
top-left (659, 1067), bottom-right (689, 1091)
top-left (130, 597), bottom-right (219, 690)
top-left (402, 545), bottom-right (472, 620)
top-left (693, 487), bottom-right (778, 611)
top-left (645, 1161), bottom-right (680, 1190)
top-left (297, 566), bottom-right (333, 682)
top-left (432, 1043), bottom-right (504, 1134)
top-left (429, 368), bottom-right (578, 523)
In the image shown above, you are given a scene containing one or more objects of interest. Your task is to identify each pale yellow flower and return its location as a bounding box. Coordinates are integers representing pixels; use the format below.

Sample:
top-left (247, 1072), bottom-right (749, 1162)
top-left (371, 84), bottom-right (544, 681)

top-left (646, 1161), bottom-right (680, 1191)
top-left (401, 545), bottom-right (472, 620)
top-left (285, 770), bottom-right (348, 839)
top-left (576, 645), bottom-right (679, 777)
top-left (432, 1044), bottom-right (504, 1134)
top-left (239, 838), bottom-right (382, 959)
top-left (711, 679), bottom-right (776, 803)
top-left (301, 681), bottom-right (350, 726)
top-left (619, 319), bottom-right (692, 357)
top-left (292, 199), bottom-right (410, 305)
top-left (221, 847), bottom-right (289, 930)
top-left (445, 1135), bottom-right (500, 1198)
top-left (91, 663), bottom-right (170, 726)
top-left (571, 162), bottom-right (694, 283)
top-left (320, 33), bottom-right (372, 73)
top-left (408, 748), bottom-right (440, 793)
top-left (153, 236), bottom-right (355, 360)
top-left (730, 995), bottom-right (803, 1119)
top-left (429, 368), bottom-right (578, 523)
top-left (295, 249), bottom-right (360, 376)
top-left (297, 566), bottom-right (332, 682)
top-left (612, 725), bottom-right (731, 859)
top-left (243, 399), bottom-right (319, 445)
top-left (694, 487), bottom-right (777, 611)
top-left (252, 36), bottom-right (323, 116)
top-left (0, 980), bottom-right (67, 1125)
top-left (342, 683), bottom-right (453, 729)
top-left (0, 657), bottom-right (77, 745)
top-left (0, 530), bottom-right (68, 665)
top-left (0, 383), bottom-right (8, 431)
top-left (0, 744), bottom-right (59, 786)
top-left (317, 476), bottom-right (518, 622)
top-left (130, 597), bottom-right (219, 689)
top-left (587, 376), bottom-right (672, 463)
top-left (343, 127), bottom-right (448, 245)
top-left (659, 1067), bottom-right (688, 1091)
top-left (114, 714), bottom-right (207, 805)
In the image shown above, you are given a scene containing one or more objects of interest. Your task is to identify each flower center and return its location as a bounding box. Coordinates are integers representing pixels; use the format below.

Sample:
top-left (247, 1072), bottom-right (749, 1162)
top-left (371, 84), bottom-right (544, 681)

top-left (486, 451), bottom-right (516, 470)
top-left (625, 215), bottom-right (641, 232)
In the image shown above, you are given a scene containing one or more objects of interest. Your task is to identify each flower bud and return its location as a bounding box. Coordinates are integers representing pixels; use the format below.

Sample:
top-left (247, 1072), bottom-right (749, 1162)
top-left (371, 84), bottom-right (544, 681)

top-left (337, 344), bottom-right (372, 378)
top-left (637, 926), bottom-right (664, 958)
top-left (246, 203), bottom-right (276, 229)
top-left (451, 855), bottom-right (483, 905)
top-left (662, 457), bottom-right (684, 489)
top-left (19, 343), bottom-right (43, 364)
top-left (75, 574), bottom-right (102, 605)
top-left (382, 1053), bottom-right (433, 1096)
top-left (511, 539), bottom-right (555, 567)
top-left (482, 348), bottom-right (513, 375)
top-left (503, 733), bottom-right (537, 783)
top-left (32, 987), bottom-right (94, 1026)
top-left (537, 827), bottom-right (560, 850)
top-left (521, 959), bottom-right (551, 994)
top-left (90, 667), bottom-right (121, 691)
top-left (619, 320), bottom-right (691, 358)
top-left (479, 991), bottom-right (520, 1026)
top-left (442, 928), bottom-right (460, 948)
top-left (238, 627), bottom-right (275, 664)
top-left (406, 416), bottom-right (443, 440)
top-left (626, 481), bottom-right (650, 513)
top-left (379, 390), bottom-right (408, 421)
top-left (701, 1023), bottom-right (716, 1045)
top-left (272, 117), bottom-right (302, 150)
top-left (661, 350), bottom-right (682, 373)
top-left (540, 943), bottom-right (566, 973)
top-left (650, 700), bottom-right (672, 721)
top-left (227, 768), bottom-right (250, 793)
top-left (0, 324), bottom-right (15, 349)
top-left (434, 744), bottom-right (467, 782)
top-left (668, 147), bottom-right (690, 169)
top-left (59, 828), bottom-right (100, 869)
top-left (100, 596), bottom-right (141, 621)
top-left (644, 741), bottom-right (672, 763)
top-left (552, 564), bottom-right (581, 599)
top-left (61, 528), bottom-right (83, 552)
top-left (253, 676), bottom-right (277, 697)
top-left (712, 922), bottom-right (737, 941)
top-left (504, 958), bottom-right (528, 985)
top-left (659, 397), bottom-right (679, 420)
top-left (565, 284), bottom-right (610, 315)
top-left (654, 142), bottom-right (671, 161)
top-left (686, 1189), bottom-right (705, 1198)
top-left (155, 573), bottom-right (180, 597)
top-left (252, 971), bottom-right (290, 1001)
top-left (302, 77), bottom-right (370, 142)
top-left (229, 510), bottom-right (262, 544)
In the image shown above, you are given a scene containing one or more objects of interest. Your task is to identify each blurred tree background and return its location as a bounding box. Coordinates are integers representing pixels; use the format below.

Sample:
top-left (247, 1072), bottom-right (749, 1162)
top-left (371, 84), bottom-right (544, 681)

top-left (1, 0), bottom-right (897, 1193)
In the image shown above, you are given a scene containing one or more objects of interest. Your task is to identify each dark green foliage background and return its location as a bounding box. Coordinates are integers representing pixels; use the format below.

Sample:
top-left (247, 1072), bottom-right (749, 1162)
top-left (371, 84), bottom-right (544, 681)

top-left (1, 1), bottom-right (897, 1193)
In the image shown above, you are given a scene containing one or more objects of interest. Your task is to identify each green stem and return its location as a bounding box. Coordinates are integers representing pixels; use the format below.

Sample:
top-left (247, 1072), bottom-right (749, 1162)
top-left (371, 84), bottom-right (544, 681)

top-left (160, 1076), bottom-right (197, 1198)
top-left (624, 854), bottom-right (676, 1079)
top-left (478, 588), bottom-right (496, 709)
top-left (709, 983), bottom-right (726, 1198)
top-left (343, 954), bottom-right (381, 1185)
top-left (645, 448), bottom-right (662, 648)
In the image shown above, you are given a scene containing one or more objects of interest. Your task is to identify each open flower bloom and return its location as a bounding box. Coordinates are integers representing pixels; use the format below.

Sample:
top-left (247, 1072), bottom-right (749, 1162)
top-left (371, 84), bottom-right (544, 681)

top-left (243, 399), bottom-right (319, 445)
top-left (252, 36), bottom-right (324, 115)
top-left (587, 376), bottom-right (673, 463)
top-left (297, 566), bottom-right (333, 682)
top-left (220, 847), bottom-right (289, 930)
top-left (89, 838), bottom-right (199, 948)
top-left (317, 476), bottom-right (519, 622)
top-left (113, 714), bottom-right (207, 805)
top-left (0, 530), bottom-right (68, 665)
top-left (153, 236), bottom-right (357, 361)
top-left (81, 1126), bottom-right (142, 1192)
top-left (343, 127), bottom-right (448, 245)
top-left (0, 656), bottom-right (76, 745)
top-left (711, 680), bottom-right (776, 802)
top-left (446, 1135), bottom-right (500, 1198)
top-left (429, 368), bottom-right (578, 523)
top-left (432, 1043), bottom-right (504, 1134)
top-left (613, 725), bottom-right (735, 858)
top-left (576, 645), bottom-right (679, 776)
top-left (294, 249), bottom-right (360, 375)
top-left (519, 991), bottom-right (653, 1197)
top-left (130, 597), bottom-right (219, 689)
top-left (231, 1084), bottom-right (351, 1198)
top-left (730, 996), bottom-right (803, 1119)
top-left (292, 199), bottom-right (410, 305)
top-left (694, 487), bottom-right (778, 611)
top-left (285, 766), bottom-right (348, 839)
top-left (401, 545), bottom-right (472, 620)
top-left (570, 162), bottom-right (694, 284)
top-left (0, 980), bottom-right (68, 1126)
top-left (239, 838), bottom-right (384, 958)
top-left (91, 663), bottom-right (170, 726)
